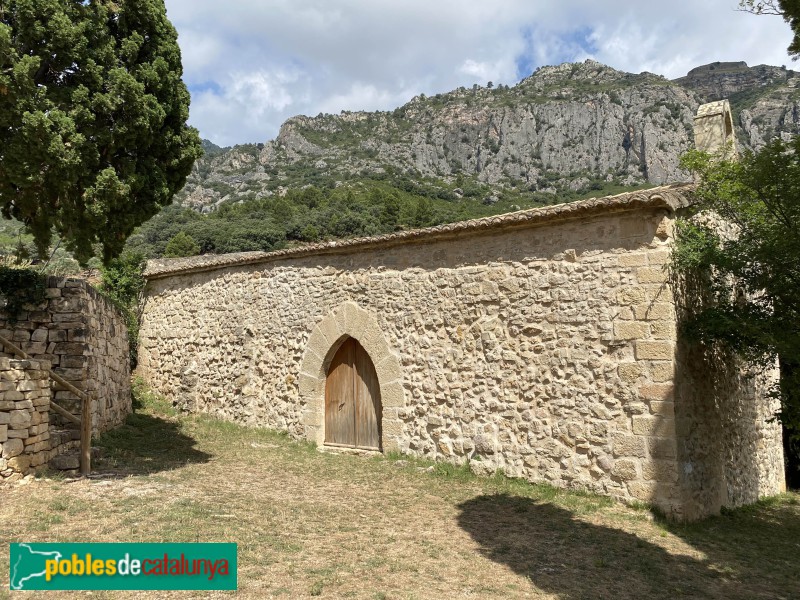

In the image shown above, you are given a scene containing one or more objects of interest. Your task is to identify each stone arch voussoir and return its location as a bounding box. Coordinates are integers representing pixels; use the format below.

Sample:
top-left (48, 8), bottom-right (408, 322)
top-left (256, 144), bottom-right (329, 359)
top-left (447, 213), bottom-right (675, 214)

top-left (298, 301), bottom-right (405, 451)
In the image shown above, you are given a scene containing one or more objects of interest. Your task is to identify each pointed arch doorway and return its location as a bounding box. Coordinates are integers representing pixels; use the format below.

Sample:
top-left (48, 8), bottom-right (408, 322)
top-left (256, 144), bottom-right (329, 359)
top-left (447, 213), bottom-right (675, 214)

top-left (325, 337), bottom-right (382, 450)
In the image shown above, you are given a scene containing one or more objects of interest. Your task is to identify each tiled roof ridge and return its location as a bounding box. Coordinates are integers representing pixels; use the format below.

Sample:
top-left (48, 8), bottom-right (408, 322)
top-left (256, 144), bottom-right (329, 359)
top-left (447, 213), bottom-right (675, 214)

top-left (144, 182), bottom-right (695, 279)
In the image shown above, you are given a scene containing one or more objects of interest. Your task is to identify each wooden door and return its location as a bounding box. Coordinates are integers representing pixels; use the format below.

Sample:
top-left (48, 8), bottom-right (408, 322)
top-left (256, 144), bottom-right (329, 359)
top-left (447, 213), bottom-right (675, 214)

top-left (325, 338), bottom-right (382, 450)
top-left (324, 338), bottom-right (356, 447)
top-left (354, 344), bottom-right (381, 449)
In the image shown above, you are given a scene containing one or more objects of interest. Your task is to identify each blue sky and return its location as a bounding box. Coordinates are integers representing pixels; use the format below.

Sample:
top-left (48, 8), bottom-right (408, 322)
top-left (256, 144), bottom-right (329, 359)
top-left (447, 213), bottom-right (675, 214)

top-left (163, 0), bottom-right (795, 146)
top-left (514, 26), bottom-right (599, 81)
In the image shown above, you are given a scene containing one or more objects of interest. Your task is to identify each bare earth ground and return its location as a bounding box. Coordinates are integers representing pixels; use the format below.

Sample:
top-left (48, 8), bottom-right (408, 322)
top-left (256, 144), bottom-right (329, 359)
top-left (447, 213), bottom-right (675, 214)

top-left (0, 386), bottom-right (798, 600)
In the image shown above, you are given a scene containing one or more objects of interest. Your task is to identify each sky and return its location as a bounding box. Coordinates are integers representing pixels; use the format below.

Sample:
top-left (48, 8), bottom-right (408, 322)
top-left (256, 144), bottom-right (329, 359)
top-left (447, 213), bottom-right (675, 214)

top-left (163, 0), bottom-right (796, 147)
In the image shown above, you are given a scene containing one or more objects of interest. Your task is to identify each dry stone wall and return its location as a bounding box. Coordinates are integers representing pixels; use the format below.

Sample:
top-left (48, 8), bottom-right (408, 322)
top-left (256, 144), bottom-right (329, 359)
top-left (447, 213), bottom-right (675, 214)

top-left (138, 187), bottom-right (785, 520)
top-left (0, 358), bottom-right (51, 480)
top-left (0, 358), bottom-right (80, 481)
top-left (0, 277), bottom-right (131, 436)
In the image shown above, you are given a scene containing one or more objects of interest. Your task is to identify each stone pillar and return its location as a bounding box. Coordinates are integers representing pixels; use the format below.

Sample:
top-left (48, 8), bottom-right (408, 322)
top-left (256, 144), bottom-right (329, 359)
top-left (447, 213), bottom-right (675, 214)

top-left (693, 99), bottom-right (737, 158)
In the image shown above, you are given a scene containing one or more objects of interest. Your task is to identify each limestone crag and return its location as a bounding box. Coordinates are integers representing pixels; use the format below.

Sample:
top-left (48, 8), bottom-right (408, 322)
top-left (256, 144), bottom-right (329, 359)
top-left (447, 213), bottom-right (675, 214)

top-left (674, 61), bottom-right (797, 102)
top-left (177, 60), bottom-right (800, 213)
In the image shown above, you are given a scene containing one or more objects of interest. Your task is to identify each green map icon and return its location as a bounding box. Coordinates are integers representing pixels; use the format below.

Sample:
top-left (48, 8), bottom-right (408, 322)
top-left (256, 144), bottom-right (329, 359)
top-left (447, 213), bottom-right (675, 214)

top-left (10, 543), bottom-right (63, 590)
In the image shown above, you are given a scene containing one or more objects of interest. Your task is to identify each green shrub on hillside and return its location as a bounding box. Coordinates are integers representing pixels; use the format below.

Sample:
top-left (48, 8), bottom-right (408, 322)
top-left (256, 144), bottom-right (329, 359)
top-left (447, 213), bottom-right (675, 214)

top-left (164, 232), bottom-right (201, 258)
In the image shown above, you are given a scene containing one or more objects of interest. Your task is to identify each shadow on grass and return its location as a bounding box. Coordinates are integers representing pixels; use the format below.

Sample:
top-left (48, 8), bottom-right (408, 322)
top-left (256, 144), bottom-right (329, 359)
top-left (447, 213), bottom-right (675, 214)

top-left (664, 495), bottom-right (800, 597)
top-left (93, 410), bottom-right (212, 476)
top-left (457, 493), bottom-right (800, 599)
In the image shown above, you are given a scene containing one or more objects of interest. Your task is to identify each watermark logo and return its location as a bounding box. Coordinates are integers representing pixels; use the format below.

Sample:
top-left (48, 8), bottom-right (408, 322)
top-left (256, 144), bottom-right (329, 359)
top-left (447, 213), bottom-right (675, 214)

top-left (9, 543), bottom-right (237, 590)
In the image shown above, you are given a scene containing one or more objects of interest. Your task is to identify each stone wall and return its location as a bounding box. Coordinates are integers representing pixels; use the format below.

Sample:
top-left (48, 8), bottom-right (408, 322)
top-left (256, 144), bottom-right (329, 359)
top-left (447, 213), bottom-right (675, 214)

top-left (693, 99), bottom-right (737, 157)
top-left (0, 277), bottom-right (131, 436)
top-left (674, 342), bottom-right (785, 520)
top-left (660, 210), bottom-right (786, 519)
top-left (0, 358), bottom-right (50, 480)
top-left (0, 358), bottom-right (80, 482)
top-left (0, 358), bottom-right (83, 481)
top-left (137, 186), bottom-right (785, 520)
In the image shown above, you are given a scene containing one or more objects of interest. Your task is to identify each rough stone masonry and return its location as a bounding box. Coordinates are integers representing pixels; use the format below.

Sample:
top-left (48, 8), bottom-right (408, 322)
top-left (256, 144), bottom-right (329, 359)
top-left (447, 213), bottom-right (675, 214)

top-left (0, 276), bottom-right (131, 478)
top-left (0, 358), bottom-right (51, 481)
top-left (137, 102), bottom-right (785, 521)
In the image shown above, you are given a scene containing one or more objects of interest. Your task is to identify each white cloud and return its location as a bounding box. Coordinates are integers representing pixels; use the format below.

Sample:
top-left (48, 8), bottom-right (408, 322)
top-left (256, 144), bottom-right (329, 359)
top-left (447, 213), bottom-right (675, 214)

top-left (315, 83), bottom-right (406, 116)
top-left (188, 68), bottom-right (303, 144)
top-left (229, 71), bottom-right (298, 116)
top-left (459, 59), bottom-right (517, 84)
top-left (164, 0), bottom-right (796, 145)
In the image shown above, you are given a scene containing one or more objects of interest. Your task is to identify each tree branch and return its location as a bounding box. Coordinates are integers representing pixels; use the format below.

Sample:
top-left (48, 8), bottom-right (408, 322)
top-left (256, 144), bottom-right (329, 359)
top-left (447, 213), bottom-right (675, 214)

top-left (32, 58), bottom-right (51, 86)
top-left (738, 0), bottom-right (784, 16)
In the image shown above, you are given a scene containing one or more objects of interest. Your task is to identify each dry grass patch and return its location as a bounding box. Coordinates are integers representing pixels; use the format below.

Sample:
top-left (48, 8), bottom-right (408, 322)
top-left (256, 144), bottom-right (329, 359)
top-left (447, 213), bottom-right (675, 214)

top-left (0, 381), bottom-right (798, 599)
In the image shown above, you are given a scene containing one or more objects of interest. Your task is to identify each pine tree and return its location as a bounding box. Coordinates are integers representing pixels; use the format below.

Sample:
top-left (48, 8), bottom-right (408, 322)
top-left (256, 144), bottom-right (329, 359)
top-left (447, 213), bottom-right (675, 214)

top-left (163, 231), bottom-right (200, 258)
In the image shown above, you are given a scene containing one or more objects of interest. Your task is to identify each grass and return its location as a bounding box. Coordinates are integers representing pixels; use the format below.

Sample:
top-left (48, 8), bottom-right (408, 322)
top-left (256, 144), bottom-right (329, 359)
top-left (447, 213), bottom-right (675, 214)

top-left (0, 385), bottom-right (798, 599)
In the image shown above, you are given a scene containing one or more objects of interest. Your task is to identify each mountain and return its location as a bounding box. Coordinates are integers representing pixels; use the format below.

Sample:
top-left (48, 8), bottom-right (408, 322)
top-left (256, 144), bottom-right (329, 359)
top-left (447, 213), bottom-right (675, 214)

top-left (173, 60), bottom-right (800, 215)
top-left (112, 59), bottom-right (800, 260)
top-left (8, 59), bottom-right (800, 267)
top-left (673, 60), bottom-right (795, 102)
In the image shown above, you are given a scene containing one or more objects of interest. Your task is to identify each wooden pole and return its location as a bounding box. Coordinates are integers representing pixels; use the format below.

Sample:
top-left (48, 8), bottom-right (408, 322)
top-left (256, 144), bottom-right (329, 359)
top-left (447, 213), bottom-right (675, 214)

top-left (80, 389), bottom-right (91, 475)
top-left (0, 332), bottom-right (90, 474)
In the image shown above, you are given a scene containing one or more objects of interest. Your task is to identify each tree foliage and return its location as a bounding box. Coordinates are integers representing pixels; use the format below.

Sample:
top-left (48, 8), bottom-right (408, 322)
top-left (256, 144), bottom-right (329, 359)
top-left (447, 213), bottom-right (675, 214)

top-left (0, 0), bottom-right (201, 264)
top-left (125, 179), bottom-right (514, 258)
top-left (0, 264), bottom-right (45, 323)
top-left (163, 231), bottom-right (199, 258)
top-left (676, 142), bottom-right (800, 436)
top-left (98, 250), bottom-right (146, 365)
top-left (120, 170), bottom-right (654, 261)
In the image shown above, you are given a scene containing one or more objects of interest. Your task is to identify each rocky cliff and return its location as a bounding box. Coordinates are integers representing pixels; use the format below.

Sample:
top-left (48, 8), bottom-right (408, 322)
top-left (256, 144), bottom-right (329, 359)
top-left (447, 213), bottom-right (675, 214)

top-left (674, 61), bottom-right (795, 101)
top-left (176, 60), bottom-right (800, 212)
